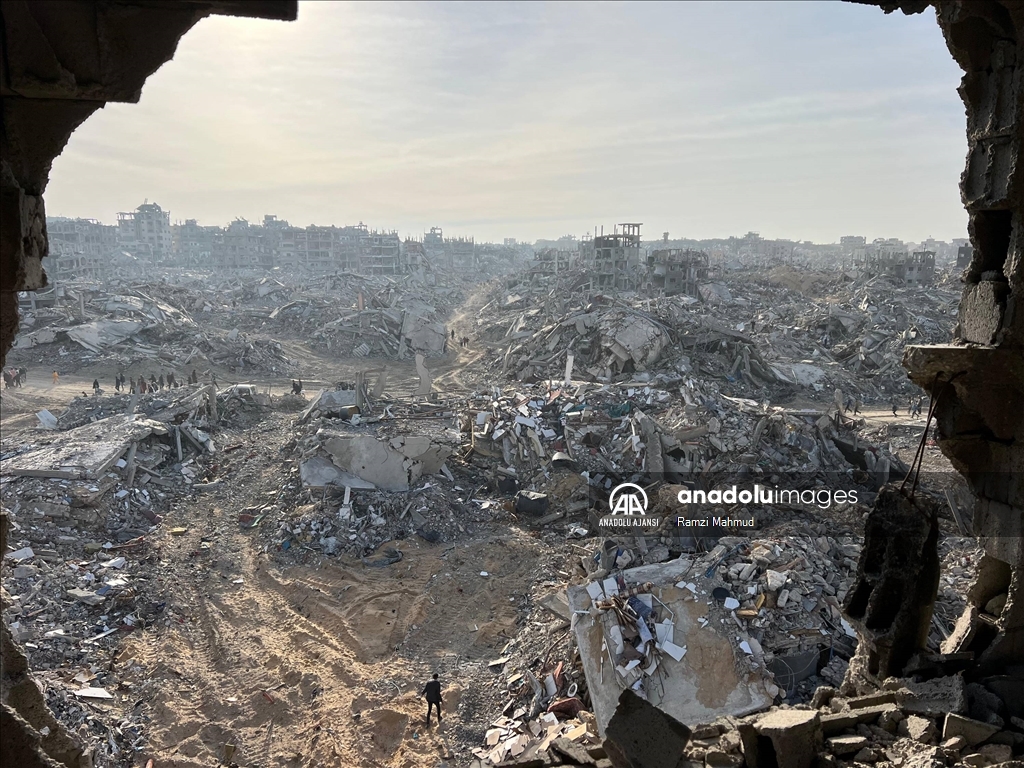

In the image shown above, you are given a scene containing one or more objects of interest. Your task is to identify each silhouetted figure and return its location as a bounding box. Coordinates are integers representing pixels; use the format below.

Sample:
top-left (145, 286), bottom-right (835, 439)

top-left (421, 673), bottom-right (443, 727)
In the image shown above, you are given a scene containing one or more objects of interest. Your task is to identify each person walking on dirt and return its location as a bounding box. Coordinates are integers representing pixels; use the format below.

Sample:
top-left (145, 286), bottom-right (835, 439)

top-left (52, 370), bottom-right (59, 386)
top-left (890, 399), bottom-right (899, 418)
top-left (129, 377), bottom-right (136, 394)
top-left (854, 397), bottom-right (861, 415)
top-left (18, 367), bottom-right (27, 384)
top-left (421, 673), bottom-right (443, 727)
top-left (92, 379), bottom-right (100, 395)
top-left (139, 378), bottom-right (148, 394)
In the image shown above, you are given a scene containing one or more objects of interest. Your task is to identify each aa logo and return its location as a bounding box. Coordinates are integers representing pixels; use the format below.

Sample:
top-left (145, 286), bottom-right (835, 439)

top-left (609, 483), bottom-right (648, 516)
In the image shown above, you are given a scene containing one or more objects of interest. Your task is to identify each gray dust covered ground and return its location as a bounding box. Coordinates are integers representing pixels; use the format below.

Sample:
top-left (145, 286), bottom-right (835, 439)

top-left (0, 260), bottom-right (990, 768)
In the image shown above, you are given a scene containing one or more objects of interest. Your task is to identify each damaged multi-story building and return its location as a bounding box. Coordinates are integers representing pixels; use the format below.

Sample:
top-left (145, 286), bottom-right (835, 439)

top-left (209, 218), bottom-right (275, 271)
top-left (170, 217), bottom-right (218, 268)
top-left (116, 201), bottom-right (173, 262)
top-left (45, 216), bottom-right (119, 282)
top-left (644, 248), bottom-right (709, 297)
top-left (861, 239), bottom-right (936, 286)
top-left (531, 247), bottom-right (573, 280)
top-left (444, 234), bottom-right (476, 270)
top-left (594, 223), bottom-right (643, 290)
top-left (359, 228), bottom-right (402, 275)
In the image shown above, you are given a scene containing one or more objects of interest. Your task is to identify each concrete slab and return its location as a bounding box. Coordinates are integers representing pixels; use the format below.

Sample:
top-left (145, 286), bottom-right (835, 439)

top-left (2, 415), bottom-right (165, 480)
top-left (567, 559), bottom-right (773, 736)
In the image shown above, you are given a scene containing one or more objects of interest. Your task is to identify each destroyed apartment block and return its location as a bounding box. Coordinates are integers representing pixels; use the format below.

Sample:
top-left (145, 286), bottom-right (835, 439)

top-left (645, 248), bottom-right (709, 298)
top-left (594, 223), bottom-right (644, 291)
top-left (859, 246), bottom-right (936, 287)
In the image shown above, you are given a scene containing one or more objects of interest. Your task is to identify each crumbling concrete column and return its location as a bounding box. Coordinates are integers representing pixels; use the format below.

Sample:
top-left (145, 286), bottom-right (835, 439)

top-left (853, 0), bottom-right (1024, 684)
top-left (604, 688), bottom-right (692, 768)
top-left (842, 485), bottom-right (942, 683)
top-left (737, 709), bottom-right (823, 768)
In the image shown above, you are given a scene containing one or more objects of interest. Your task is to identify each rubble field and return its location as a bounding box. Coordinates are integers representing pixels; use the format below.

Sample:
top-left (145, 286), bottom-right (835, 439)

top-left (2, 262), bottom-right (1012, 768)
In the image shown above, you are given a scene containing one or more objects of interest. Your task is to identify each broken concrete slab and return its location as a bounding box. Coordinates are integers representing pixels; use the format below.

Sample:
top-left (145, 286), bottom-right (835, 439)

top-left (899, 675), bottom-right (968, 717)
top-left (321, 433), bottom-right (452, 491)
top-left (67, 588), bottom-right (105, 606)
top-left (2, 415), bottom-right (166, 480)
top-left (827, 735), bottom-right (869, 756)
top-left (603, 688), bottom-right (691, 768)
top-left (567, 559), bottom-right (772, 736)
top-left (942, 713), bottom-right (1000, 747)
top-left (299, 457), bottom-right (376, 490)
top-left (35, 409), bottom-right (58, 429)
top-left (65, 318), bottom-right (146, 352)
top-left (820, 704), bottom-right (898, 735)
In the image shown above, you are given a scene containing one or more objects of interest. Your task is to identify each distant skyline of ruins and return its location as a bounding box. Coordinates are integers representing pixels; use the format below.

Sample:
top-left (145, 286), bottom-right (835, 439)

top-left (47, 2), bottom-right (968, 244)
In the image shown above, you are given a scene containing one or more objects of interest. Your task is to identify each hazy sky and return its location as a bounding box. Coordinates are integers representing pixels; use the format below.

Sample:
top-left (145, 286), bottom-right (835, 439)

top-left (47, 1), bottom-right (968, 244)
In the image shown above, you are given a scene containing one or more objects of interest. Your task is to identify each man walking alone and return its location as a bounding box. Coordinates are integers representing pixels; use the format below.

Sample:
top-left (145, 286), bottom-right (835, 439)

top-left (421, 673), bottom-right (443, 727)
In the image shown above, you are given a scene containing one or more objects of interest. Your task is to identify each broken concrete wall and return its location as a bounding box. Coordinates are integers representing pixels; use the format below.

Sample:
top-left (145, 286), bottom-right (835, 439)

top-left (321, 433), bottom-right (453, 491)
top-left (598, 310), bottom-right (669, 371)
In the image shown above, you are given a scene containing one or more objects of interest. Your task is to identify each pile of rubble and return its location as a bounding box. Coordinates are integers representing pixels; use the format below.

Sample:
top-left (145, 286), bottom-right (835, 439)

top-left (481, 616), bottom-right (1019, 768)
top-left (14, 285), bottom-right (293, 375)
top-left (472, 267), bottom-right (958, 405)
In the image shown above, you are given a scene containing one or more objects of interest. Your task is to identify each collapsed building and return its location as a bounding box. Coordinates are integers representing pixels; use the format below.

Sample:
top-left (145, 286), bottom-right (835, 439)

top-left (862, 247), bottom-right (937, 287)
top-left (1, 2), bottom-right (1023, 768)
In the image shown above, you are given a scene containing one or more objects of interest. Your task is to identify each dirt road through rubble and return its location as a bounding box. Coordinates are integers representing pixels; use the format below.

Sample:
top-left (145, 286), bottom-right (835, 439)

top-left (91, 401), bottom-right (550, 767)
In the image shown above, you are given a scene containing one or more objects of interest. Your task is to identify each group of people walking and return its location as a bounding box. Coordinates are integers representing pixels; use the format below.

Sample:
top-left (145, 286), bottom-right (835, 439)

top-left (2, 367), bottom-right (26, 388)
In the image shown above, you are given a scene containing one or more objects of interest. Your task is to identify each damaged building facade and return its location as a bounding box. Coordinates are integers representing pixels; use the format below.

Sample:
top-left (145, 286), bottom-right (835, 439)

top-left (594, 223), bottom-right (643, 291)
top-left (645, 248), bottom-right (710, 297)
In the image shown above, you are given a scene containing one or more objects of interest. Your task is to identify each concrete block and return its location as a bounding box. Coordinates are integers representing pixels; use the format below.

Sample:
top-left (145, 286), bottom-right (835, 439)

top-left (847, 691), bottom-right (898, 709)
top-left (827, 735), bottom-right (868, 756)
top-left (751, 709), bottom-right (822, 768)
top-left (978, 743), bottom-right (1013, 764)
top-left (899, 674), bottom-right (967, 717)
top-left (704, 749), bottom-right (742, 768)
top-left (604, 689), bottom-right (691, 768)
top-left (942, 713), bottom-right (1000, 747)
top-left (900, 714), bottom-right (938, 744)
top-left (821, 704), bottom-right (896, 734)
